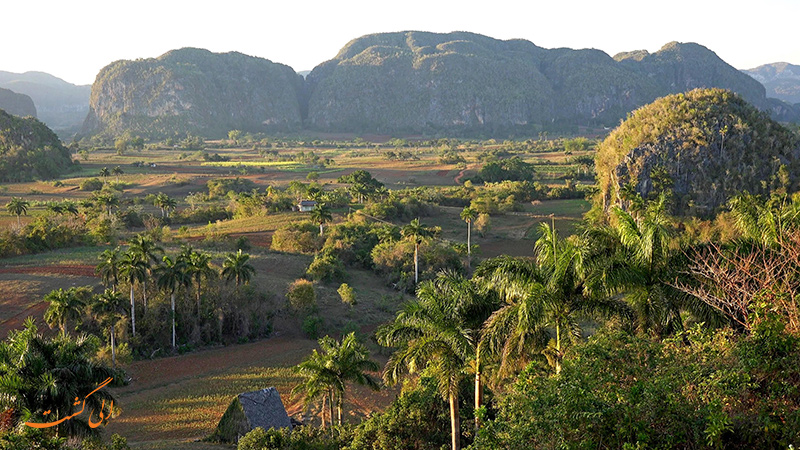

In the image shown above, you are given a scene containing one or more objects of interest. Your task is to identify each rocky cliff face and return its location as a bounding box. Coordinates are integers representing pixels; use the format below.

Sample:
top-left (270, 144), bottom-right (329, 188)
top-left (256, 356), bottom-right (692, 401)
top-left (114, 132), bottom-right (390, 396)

top-left (595, 89), bottom-right (800, 217)
top-left (744, 62), bottom-right (800, 105)
top-left (0, 87), bottom-right (36, 118)
top-left (81, 34), bottom-right (798, 139)
top-left (82, 48), bottom-right (305, 139)
top-left (306, 33), bottom-right (777, 134)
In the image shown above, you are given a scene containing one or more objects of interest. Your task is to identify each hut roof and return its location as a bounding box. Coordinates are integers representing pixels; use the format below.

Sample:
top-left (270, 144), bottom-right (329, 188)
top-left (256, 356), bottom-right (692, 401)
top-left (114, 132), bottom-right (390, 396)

top-left (239, 387), bottom-right (292, 431)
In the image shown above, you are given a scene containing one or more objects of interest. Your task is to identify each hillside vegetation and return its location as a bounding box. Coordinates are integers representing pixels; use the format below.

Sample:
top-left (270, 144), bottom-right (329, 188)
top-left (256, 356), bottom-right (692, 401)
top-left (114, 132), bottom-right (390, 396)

top-left (0, 109), bottom-right (74, 181)
top-left (0, 87), bottom-right (36, 118)
top-left (82, 48), bottom-right (305, 139)
top-left (596, 88), bottom-right (800, 216)
top-left (82, 32), bottom-right (799, 140)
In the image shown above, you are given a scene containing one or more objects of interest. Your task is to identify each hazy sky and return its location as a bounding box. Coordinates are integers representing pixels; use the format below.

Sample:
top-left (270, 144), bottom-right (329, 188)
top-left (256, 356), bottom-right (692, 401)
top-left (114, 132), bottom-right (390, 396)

top-left (4, 0), bottom-right (799, 85)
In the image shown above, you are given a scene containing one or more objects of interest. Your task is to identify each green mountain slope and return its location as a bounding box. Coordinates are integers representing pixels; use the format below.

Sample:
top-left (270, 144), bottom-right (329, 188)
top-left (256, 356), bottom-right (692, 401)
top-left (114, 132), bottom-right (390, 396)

top-left (82, 48), bottom-right (305, 139)
top-left (0, 109), bottom-right (74, 181)
top-left (595, 88), bottom-right (800, 217)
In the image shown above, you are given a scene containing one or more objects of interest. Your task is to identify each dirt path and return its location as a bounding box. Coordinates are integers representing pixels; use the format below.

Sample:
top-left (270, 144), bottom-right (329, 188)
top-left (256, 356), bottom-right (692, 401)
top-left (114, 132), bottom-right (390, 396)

top-left (454, 167), bottom-right (469, 184)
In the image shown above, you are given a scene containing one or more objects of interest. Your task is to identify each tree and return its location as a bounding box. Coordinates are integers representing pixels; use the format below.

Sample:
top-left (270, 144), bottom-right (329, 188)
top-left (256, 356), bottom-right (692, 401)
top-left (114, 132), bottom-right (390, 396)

top-left (154, 192), bottom-right (177, 219)
top-left (402, 218), bottom-right (435, 284)
top-left (112, 166), bottom-right (124, 183)
top-left (91, 289), bottom-right (126, 369)
top-left (127, 234), bottom-right (164, 312)
top-left (222, 249), bottom-right (255, 287)
top-left (460, 206), bottom-right (478, 269)
top-left (155, 255), bottom-right (189, 349)
top-left (43, 287), bottom-right (90, 334)
top-left (293, 333), bottom-right (379, 427)
top-left (377, 271), bottom-right (491, 450)
top-left (477, 224), bottom-right (630, 375)
top-left (178, 245), bottom-right (216, 314)
top-left (96, 247), bottom-right (122, 292)
top-left (337, 170), bottom-right (384, 203)
top-left (99, 167), bottom-right (110, 179)
top-left (310, 203), bottom-right (333, 236)
top-left (94, 192), bottom-right (119, 215)
top-left (120, 251), bottom-right (147, 337)
top-left (5, 197), bottom-right (29, 226)
top-left (0, 319), bottom-right (116, 438)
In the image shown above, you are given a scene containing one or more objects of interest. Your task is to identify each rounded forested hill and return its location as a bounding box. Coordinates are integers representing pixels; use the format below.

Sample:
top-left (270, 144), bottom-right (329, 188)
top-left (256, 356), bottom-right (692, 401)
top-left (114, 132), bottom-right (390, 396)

top-left (0, 108), bottom-right (73, 181)
top-left (82, 48), bottom-right (305, 139)
top-left (596, 88), bottom-right (800, 217)
top-left (305, 32), bottom-right (775, 134)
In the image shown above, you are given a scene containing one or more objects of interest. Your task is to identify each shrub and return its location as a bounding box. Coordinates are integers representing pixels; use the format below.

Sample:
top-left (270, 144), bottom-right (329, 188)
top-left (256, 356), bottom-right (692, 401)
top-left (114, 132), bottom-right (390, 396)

top-left (306, 250), bottom-right (347, 282)
top-left (338, 283), bottom-right (357, 306)
top-left (80, 178), bottom-right (104, 191)
top-left (287, 279), bottom-right (316, 312)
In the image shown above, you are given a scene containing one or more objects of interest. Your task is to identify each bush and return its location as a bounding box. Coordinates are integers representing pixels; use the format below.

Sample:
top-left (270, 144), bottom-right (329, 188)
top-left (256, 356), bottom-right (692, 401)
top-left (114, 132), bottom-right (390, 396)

top-left (287, 279), bottom-right (316, 312)
top-left (338, 283), bottom-right (356, 306)
top-left (302, 315), bottom-right (324, 339)
top-left (306, 250), bottom-right (347, 282)
top-left (79, 178), bottom-right (104, 191)
top-left (271, 222), bottom-right (320, 254)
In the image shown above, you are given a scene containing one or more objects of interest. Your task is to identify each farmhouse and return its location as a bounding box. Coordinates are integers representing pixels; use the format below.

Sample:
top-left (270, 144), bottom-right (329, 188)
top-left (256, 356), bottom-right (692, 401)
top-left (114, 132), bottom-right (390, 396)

top-left (297, 200), bottom-right (317, 212)
top-left (211, 387), bottom-right (293, 442)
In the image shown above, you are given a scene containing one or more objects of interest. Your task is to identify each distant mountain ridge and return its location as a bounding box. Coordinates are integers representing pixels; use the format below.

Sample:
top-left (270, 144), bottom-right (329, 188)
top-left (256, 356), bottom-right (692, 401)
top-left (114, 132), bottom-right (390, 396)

top-left (82, 32), bottom-right (800, 139)
top-left (0, 87), bottom-right (36, 118)
top-left (0, 71), bottom-right (90, 135)
top-left (744, 62), bottom-right (800, 105)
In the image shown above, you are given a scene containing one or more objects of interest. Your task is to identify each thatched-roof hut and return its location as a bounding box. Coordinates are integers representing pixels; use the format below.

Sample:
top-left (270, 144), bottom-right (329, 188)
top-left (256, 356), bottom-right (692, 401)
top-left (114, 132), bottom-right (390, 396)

top-left (211, 387), bottom-right (292, 442)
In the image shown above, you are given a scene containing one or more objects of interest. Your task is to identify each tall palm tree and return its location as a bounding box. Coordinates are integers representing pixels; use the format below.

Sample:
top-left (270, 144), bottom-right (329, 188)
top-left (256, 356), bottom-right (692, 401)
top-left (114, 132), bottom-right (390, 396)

top-left (0, 318), bottom-right (116, 437)
top-left (155, 255), bottom-right (189, 348)
top-left (222, 249), bottom-right (255, 287)
top-left (154, 192), bottom-right (177, 219)
top-left (460, 206), bottom-right (478, 269)
top-left (120, 251), bottom-right (147, 337)
top-left (94, 192), bottom-right (119, 215)
top-left (378, 271), bottom-right (492, 450)
top-left (477, 224), bottom-right (630, 375)
top-left (128, 234), bottom-right (164, 311)
top-left (179, 245), bottom-right (217, 314)
top-left (293, 333), bottom-right (379, 427)
top-left (5, 197), bottom-right (29, 226)
top-left (99, 167), bottom-right (110, 179)
top-left (43, 287), bottom-right (89, 334)
top-left (598, 196), bottom-right (699, 336)
top-left (112, 166), bottom-right (124, 183)
top-left (727, 192), bottom-right (800, 247)
top-left (96, 247), bottom-right (122, 292)
top-left (91, 289), bottom-right (126, 369)
top-left (310, 203), bottom-right (333, 236)
top-left (401, 218), bottom-right (435, 284)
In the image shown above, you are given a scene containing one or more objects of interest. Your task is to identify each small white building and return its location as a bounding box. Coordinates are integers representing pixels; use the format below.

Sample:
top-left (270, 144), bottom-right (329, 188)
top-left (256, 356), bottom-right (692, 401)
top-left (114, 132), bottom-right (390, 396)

top-left (298, 200), bottom-right (317, 212)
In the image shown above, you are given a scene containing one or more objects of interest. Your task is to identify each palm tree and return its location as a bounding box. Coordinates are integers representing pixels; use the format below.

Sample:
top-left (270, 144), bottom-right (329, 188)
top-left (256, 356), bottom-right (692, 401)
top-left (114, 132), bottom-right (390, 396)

top-left (401, 218), bottom-right (435, 284)
top-left (293, 333), bottom-right (379, 427)
top-left (310, 203), bottom-right (333, 236)
top-left (112, 166), bottom-right (124, 183)
top-left (460, 206), bottom-right (478, 269)
top-left (0, 318), bottom-right (116, 437)
top-left (179, 245), bottom-right (217, 314)
top-left (46, 202), bottom-right (64, 216)
top-left (599, 196), bottom-right (698, 336)
top-left (43, 287), bottom-right (89, 334)
top-left (128, 234), bottom-right (164, 311)
top-left (727, 192), bottom-right (800, 246)
top-left (5, 197), bottom-right (29, 226)
top-left (222, 249), bottom-right (255, 287)
top-left (378, 271), bottom-right (492, 450)
top-left (96, 247), bottom-right (122, 292)
top-left (154, 192), bottom-right (177, 219)
top-left (477, 223), bottom-right (630, 375)
top-left (120, 251), bottom-right (147, 337)
top-left (94, 192), bottom-right (119, 215)
top-left (155, 255), bottom-right (189, 348)
top-left (91, 289), bottom-right (126, 369)
top-left (99, 167), bottom-right (110, 179)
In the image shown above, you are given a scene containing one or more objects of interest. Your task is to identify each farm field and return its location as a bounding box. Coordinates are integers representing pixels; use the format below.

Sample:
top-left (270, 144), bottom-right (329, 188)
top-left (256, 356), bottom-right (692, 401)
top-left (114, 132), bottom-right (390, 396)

top-left (0, 135), bottom-right (594, 447)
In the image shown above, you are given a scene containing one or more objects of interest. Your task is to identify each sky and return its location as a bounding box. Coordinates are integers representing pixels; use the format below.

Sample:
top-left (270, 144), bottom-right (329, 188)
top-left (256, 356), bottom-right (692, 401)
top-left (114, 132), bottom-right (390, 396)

top-left (4, 0), bottom-right (799, 86)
